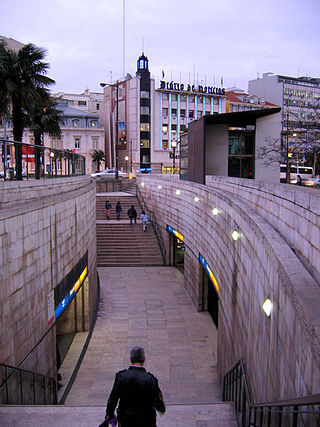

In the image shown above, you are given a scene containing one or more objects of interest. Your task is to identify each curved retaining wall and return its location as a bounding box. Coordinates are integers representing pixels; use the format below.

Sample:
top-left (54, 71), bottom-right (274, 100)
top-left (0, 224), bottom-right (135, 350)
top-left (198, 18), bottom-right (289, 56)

top-left (136, 174), bottom-right (320, 402)
top-left (0, 177), bottom-right (97, 378)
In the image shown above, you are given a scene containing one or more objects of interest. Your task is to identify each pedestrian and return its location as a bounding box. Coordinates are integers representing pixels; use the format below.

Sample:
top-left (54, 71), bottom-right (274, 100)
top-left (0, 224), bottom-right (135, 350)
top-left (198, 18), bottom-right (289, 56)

top-left (101, 346), bottom-right (165, 427)
top-left (296, 174), bottom-right (302, 186)
top-left (127, 205), bottom-right (137, 226)
top-left (116, 201), bottom-right (122, 220)
top-left (140, 210), bottom-right (149, 232)
top-left (105, 200), bottom-right (112, 220)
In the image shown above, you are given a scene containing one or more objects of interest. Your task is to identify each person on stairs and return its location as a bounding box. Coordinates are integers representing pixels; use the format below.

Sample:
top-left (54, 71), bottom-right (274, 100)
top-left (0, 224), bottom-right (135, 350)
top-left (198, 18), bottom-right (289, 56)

top-left (127, 205), bottom-right (137, 226)
top-left (116, 201), bottom-right (122, 220)
top-left (140, 210), bottom-right (149, 232)
top-left (105, 200), bottom-right (112, 220)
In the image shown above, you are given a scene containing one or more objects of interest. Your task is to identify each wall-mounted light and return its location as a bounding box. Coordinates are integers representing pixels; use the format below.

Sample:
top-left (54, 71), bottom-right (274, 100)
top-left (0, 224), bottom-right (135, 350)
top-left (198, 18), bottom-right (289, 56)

top-left (176, 189), bottom-right (181, 195)
top-left (158, 185), bottom-right (162, 190)
top-left (212, 208), bottom-right (219, 216)
top-left (50, 152), bottom-right (55, 158)
top-left (232, 230), bottom-right (240, 241)
top-left (262, 299), bottom-right (272, 317)
top-left (141, 182), bottom-right (145, 187)
top-left (194, 196), bottom-right (199, 202)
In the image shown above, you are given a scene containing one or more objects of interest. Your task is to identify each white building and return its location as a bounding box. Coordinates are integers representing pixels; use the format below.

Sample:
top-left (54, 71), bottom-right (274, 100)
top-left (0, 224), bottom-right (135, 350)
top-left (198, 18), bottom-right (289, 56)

top-left (100, 54), bottom-right (227, 174)
top-left (249, 73), bottom-right (320, 153)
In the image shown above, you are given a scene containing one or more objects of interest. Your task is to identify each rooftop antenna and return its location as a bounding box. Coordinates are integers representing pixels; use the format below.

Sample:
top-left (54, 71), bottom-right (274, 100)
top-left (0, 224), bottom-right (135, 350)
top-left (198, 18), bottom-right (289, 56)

top-left (110, 71), bottom-right (112, 84)
top-left (123, 0), bottom-right (126, 78)
top-left (142, 37), bottom-right (144, 54)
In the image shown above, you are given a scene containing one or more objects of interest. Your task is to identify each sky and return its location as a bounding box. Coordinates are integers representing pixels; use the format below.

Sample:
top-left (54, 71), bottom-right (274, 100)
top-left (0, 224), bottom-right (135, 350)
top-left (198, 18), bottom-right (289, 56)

top-left (1, 0), bottom-right (319, 94)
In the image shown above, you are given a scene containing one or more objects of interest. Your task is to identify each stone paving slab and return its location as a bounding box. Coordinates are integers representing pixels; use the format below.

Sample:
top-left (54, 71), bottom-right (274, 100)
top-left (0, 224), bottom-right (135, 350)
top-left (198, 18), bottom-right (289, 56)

top-left (0, 403), bottom-right (238, 426)
top-left (65, 267), bottom-right (220, 406)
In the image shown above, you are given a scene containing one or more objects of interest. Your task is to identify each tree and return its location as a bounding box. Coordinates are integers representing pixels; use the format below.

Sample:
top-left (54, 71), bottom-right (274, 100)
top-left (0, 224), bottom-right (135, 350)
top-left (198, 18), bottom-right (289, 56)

top-left (28, 89), bottom-right (63, 179)
top-left (91, 149), bottom-right (105, 172)
top-left (0, 41), bottom-right (55, 179)
top-left (257, 105), bottom-right (320, 183)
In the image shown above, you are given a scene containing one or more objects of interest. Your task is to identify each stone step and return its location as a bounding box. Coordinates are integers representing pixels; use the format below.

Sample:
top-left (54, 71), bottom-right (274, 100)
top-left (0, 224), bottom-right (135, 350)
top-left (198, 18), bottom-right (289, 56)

top-left (0, 403), bottom-right (238, 426)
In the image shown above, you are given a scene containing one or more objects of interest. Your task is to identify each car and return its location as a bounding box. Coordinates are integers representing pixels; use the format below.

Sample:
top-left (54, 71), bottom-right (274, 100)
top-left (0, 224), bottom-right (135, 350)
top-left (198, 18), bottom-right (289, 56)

top-left (303, 178), bottom-right (320, 187)
top-left (0, 168), bottom-right (25, 178)
top-left (90, 168), bottom-right (128, 178)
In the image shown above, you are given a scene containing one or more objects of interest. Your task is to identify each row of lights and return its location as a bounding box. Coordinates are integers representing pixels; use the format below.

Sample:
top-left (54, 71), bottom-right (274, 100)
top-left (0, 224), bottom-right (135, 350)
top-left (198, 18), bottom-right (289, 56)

top-left (140, 181), bottom-right (273, 318)
top-left (140, 182), bottom-right (241, 241)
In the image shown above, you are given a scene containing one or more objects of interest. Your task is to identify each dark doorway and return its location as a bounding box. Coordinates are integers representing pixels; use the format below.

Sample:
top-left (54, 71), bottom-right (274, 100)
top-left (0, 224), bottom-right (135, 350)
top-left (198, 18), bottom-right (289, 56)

top-left (169, 233), bottom-right (185, 274)
top-left (201, 266), bottom-right (219, 327)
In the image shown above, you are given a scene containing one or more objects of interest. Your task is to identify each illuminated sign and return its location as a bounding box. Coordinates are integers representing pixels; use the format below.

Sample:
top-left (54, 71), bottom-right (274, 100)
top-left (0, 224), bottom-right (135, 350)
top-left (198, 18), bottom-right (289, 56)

top-left (199, 254), bottom-right (219, 293)
top-left (166, 224), bottom-right (184, 242)
top-left (55, 266), bottom-right (88, 320)
top-left (159, 80), bottom-right (226, 96)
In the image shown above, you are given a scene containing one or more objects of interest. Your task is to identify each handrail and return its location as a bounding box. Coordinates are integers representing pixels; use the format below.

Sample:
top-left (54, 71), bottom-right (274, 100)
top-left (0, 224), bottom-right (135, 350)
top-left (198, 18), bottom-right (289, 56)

top-left (136, 184), bottom-right (167, 265)
top-left (0, 362), bottom-right (57, 405)
top-left (1, 138), bottom-right (86, 181)
top-left (223, 358), bottom-right (320, 426)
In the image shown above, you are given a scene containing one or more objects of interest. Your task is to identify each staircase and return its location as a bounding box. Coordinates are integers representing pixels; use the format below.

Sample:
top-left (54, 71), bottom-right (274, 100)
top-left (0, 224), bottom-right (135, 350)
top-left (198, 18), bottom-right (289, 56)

top-left (96, 193), bottom-right (164, 267)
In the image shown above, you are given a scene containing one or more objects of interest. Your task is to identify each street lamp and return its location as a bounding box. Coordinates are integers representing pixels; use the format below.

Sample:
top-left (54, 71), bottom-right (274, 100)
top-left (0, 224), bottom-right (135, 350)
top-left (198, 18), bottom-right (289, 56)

top-left (124, 155), bottom-right (129, 173)
top-left (171, 138), bottom-right (177, 174)
top-left (100, 81), bottom-right (120, 179)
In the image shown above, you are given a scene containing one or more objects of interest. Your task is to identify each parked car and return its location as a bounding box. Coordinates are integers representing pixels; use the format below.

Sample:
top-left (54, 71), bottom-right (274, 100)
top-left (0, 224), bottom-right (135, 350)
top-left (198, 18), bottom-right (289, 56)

top-left (0, 168), bottom-right (25, 178)
top-left (90, 168), bottom-right (128, 178)
top-left (304, 178), bottom-right (320, 187)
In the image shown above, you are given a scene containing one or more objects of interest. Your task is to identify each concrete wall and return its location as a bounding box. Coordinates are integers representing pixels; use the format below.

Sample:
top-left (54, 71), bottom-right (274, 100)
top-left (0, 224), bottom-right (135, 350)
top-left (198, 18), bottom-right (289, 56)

top-left (0, 177), bottom-right (97, 378)
top-left (255, 112), bottom-right (282, 183)
top-left (205, 124), bottom-right (229, 176)
top-left (136, 174), bottom-right (320, 402)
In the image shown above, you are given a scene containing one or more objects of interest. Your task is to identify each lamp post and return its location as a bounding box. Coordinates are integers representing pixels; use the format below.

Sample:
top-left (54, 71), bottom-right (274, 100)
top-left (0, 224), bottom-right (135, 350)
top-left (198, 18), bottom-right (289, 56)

top-left (124, 155), bottom-right (129, 173)
top-left (171, 138), bottom-right (177, 174)
top-left (100, 81), bottom-right (119, 179)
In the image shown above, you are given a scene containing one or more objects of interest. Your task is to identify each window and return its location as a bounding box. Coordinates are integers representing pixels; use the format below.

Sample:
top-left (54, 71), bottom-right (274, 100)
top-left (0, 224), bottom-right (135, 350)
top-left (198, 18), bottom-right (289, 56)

top-left (162, 140), bottom-right (168, 150)
top-left (181, 95), bottom-right (187, 102)
top-left (96, 103), bottom-right (100, 110)
top-left (68, 100), bottom-right (74, 106)
top-left (197, 111), bottom-right (202, 119)
top-left (78, 100), bottom-right (87, 106)
top-left (162, 107), bottom-right (168, 117)
top-left (228, 132), bottom-right (255, 179)
top-left (72, 119), bottom-right (80, 127)
top-left (90, 120), bottom-right (97, 127)
top-left (141, 106), bottom-right (150, 115)
top-left (172, 124), bottom-right (177, 134)
top-left (180, 109), bottom-right (185, 118)
top-left (163, 93), bottom-right (169, 100)
top-left (140, 139), bottom-right (150, 148)
top-left (92, 137), bottom-right (99, 149)
top-left (172, 108), bottom-right (177, 118)
top-left (162, 125), bottom-right (168, 134)
top-left (189, 110), bottom-right (194, 118)
top-left (74, 137), bottom-right (81, 149)
top-left (171, 94), bottom-right (177, 101)
top-left (140, 123), bottom-right (150, 131)
top-left (140, 91), bottom-right (150, 98)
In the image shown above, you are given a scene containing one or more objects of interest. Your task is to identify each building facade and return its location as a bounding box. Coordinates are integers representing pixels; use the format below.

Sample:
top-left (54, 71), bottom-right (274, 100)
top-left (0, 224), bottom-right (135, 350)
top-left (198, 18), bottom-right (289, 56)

top-left (249, 73), bottom-right (320, 161)
top-left (100, 54), bottom-right (227, 174)
top-left (226, 88), bottom-right (278, 113)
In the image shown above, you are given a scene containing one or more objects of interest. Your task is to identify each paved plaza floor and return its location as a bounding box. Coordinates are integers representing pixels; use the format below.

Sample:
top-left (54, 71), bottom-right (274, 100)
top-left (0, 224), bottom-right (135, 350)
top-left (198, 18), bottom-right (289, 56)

top-left (66, 266), bottom-right (221, 406)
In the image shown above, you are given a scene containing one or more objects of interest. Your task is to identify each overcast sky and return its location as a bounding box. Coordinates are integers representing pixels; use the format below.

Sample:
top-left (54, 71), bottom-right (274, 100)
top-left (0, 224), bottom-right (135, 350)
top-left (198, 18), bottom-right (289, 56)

top-left (1, 0), bottom-right (319, 94)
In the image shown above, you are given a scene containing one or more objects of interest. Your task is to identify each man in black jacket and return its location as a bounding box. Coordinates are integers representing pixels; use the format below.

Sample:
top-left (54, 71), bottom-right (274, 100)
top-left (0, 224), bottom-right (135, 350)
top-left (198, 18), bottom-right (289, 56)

top-left (104, 346), bottom-right (165, 426)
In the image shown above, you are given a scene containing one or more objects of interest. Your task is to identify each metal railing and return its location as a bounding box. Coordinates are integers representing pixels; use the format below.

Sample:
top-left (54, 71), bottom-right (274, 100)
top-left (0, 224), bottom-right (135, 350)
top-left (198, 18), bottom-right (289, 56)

top-left (136, 184), bottom-right (167, 265)
top-left (0, 363), bottom-right (57, 405)
top-left (1, 138), bottom-right (86, 180)
top-left (223, 358), bottom-right (320, 427)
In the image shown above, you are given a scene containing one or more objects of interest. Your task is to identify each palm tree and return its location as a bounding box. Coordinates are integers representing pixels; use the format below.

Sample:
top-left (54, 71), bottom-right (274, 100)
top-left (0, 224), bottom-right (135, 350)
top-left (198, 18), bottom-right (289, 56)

top-left (28, 89), bottom-right (63, 179)
top-left (91, 149), bottom-right (105, 172)
top-left (0, 41), bottom-right (55, 179)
